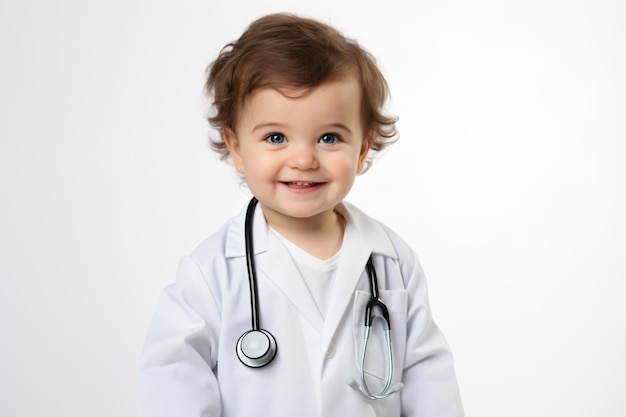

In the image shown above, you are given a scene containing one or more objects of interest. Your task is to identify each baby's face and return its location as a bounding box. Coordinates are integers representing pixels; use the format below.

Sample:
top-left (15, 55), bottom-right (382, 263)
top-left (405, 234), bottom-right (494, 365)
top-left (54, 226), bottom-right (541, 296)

top-left (224, 75), bottom-right (369, 229)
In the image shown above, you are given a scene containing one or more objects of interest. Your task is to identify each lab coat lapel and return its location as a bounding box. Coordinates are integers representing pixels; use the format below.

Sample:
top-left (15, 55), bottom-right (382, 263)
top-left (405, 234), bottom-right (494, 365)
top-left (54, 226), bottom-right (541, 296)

top-left (321, 202), bottom-right (398, 354)
top-left (322, 222), bottom-right (370, 351)
top-left (225, 203), bottom-right (324, 333)
top-left (258, 235), bottom-right (325, 333)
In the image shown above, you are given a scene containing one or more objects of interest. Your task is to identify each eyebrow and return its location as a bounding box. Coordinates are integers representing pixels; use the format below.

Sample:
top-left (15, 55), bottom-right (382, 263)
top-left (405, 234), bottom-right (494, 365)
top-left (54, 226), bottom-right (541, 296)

top-left (250, 122), bottom-right (353, 134)
top-left (325, 123), bottom-right (353, 133)
top-left (250, 122), bottom-right (288, 133)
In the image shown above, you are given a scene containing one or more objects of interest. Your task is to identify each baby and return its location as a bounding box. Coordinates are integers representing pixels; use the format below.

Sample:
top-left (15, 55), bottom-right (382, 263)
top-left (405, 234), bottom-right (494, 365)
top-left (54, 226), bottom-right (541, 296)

top-left (140, 13), bottom-right (464, 417)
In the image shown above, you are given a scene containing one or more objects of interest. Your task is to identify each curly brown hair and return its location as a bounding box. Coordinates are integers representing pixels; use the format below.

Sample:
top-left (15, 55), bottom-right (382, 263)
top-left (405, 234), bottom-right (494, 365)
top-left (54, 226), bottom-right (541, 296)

top-left (204, 13), bottom-right (398, 171)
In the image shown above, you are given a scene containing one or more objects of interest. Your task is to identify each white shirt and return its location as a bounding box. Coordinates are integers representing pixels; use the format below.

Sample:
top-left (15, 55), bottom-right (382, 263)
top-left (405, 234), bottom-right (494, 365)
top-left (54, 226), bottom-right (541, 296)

top-left (271, 227), bottom-right (340, 319)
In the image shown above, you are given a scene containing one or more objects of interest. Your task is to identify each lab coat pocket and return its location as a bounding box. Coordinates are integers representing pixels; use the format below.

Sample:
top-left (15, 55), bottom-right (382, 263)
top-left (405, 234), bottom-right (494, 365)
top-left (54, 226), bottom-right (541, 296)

top-left (352, 290), bottom-right (408, 388)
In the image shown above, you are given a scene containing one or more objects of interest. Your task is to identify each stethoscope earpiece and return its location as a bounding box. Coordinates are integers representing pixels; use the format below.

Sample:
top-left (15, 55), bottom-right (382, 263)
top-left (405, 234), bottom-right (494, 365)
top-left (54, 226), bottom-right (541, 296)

top-left (236, 329), bottom-right (277, 368)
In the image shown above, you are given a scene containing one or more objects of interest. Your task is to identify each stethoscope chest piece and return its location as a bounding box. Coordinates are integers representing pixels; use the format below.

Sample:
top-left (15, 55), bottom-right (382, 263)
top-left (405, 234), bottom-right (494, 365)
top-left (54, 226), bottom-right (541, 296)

top-left (237, 329), bottom-right (277, 368)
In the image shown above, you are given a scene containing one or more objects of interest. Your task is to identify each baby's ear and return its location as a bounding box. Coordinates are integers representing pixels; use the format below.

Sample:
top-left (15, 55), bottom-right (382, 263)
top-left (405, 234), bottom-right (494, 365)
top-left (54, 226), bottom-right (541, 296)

top-left (223, 128), bottom-right (245, 174)
top-left (357, 133), bottom-right (372, 173)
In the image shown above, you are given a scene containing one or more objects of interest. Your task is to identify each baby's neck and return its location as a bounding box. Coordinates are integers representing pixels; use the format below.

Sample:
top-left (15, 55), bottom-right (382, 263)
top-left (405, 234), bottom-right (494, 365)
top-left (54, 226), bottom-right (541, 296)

top-left (266, 209), bottom-right (345, 260)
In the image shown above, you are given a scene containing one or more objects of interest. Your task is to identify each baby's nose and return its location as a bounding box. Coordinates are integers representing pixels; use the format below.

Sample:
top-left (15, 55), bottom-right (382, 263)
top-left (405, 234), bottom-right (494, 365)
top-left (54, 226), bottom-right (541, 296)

top-left (287, 144), bottom-right (319, 170)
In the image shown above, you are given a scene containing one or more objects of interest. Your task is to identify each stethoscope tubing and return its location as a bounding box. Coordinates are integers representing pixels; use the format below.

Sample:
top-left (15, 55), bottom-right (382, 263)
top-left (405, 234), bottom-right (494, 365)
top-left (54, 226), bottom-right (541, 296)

top-left (237, 197), bottom-right (277, 368)
top-left (244, 197), bottom-right (261, 331)
top-left (364, 257), bottom-right (391, 330)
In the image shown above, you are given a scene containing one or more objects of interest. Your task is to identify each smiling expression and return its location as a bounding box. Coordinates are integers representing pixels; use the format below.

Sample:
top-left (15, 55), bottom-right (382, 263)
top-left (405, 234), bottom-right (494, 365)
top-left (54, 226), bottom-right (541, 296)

top-left (224, 76), bottom-right (370, 230)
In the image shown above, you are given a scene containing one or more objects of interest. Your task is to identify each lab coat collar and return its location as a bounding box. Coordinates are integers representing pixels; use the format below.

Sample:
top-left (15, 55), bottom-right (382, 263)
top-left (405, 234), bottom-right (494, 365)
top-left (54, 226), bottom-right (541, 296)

top-left (224, 200), bottom-right (397, 260)
top-left (224, 201), bottom-right (269, 258)
top-left (333, 201), bottom-right (397, 259)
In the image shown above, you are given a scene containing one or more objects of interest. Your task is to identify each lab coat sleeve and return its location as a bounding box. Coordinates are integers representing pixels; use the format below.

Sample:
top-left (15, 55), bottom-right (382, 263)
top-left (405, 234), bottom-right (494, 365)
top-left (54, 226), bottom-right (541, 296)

top-left (399, 247), bottom-right (464, 417)
top-left (140, 255), bottom-right (222, 417)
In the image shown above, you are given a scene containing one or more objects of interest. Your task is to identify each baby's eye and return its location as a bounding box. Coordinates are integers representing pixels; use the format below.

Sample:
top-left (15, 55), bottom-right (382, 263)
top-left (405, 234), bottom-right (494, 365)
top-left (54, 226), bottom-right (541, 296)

top-left (265, 133), bottom-right (287, 144)
top-left (319, 133), bottom-right (340, 145)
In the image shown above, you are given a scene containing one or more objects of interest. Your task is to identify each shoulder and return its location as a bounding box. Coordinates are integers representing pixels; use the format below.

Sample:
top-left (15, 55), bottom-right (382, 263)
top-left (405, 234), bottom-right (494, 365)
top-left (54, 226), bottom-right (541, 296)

top-left (189, 219), bottom-right (233, 264)
top-left (181, 206), bottom-right (247, 278)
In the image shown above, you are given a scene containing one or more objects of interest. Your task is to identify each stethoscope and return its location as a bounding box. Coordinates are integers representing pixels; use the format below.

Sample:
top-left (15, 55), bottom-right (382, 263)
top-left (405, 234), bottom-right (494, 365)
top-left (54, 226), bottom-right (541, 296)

top-left (236, 197), bottom-right (403, 399)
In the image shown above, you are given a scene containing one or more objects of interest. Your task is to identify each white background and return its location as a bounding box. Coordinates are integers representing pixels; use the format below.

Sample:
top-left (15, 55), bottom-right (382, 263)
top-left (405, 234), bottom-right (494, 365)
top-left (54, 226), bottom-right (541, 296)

top-left (1, 0), bottom-right (624, 416)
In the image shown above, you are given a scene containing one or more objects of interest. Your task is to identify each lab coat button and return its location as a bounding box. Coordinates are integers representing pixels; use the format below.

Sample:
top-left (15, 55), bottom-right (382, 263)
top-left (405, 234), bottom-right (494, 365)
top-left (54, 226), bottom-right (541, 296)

top-left (325, 342), bottom-right (336, 359)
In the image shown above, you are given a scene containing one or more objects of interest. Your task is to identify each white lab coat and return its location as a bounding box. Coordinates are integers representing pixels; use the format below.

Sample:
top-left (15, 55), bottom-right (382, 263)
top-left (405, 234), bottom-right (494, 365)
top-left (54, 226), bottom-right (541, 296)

top-left (140, 201), bottom-right (464, 417)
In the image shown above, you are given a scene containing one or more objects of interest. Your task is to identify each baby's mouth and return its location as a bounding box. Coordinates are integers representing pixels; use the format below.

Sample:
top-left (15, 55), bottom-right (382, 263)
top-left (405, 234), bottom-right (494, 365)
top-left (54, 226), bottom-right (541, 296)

top-left (283, 181), bottom-right (320, 188)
